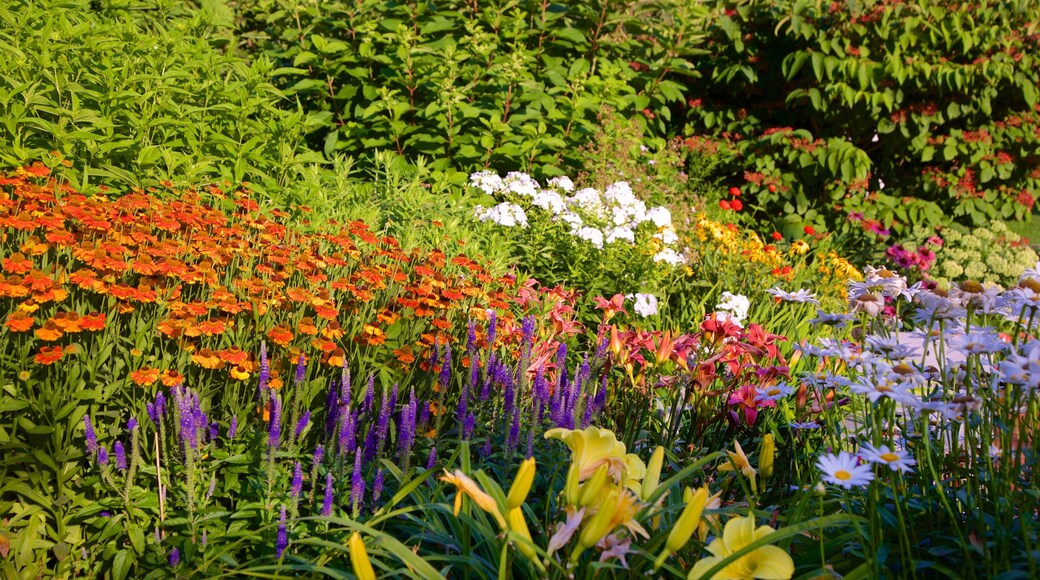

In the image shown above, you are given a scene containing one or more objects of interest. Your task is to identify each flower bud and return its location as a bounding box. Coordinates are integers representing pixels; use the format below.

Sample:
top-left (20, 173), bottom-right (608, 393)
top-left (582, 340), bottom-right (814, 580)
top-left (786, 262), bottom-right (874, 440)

top-left (641, 446), bottom-right (665, 502)
top-left (507, 507), bottom-right (538, 560)
top-left (348, 532), bottom-right (377, 580)
top-left (564, 463), bottom-right (581, 506)
top-left (759, 434), bottom-right (775, 480)
top-left (579, 464), bottom-right (610, 507)
top-left (655, 486), bottom-right (708, 568)
top-left (574, 491), bottom-right (619, 561)
top-left (507, 457), bottom-right (536, 510)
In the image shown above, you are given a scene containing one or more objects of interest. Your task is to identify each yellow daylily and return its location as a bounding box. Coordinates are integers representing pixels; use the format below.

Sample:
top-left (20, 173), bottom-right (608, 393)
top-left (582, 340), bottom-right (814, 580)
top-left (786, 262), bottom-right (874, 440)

top-left (439, 469), bottom-right (507, 530)
top-left (655, 486), bottom-right (709, 569)
top-left (545, 426), bottom-right (629, 481)
top-left (759, 434), bottom-right (775, 481)
top-left (688, 513), bottom-right (794, 580)
top-left (623, 453), bottom-right (647, 492)
top-left (507, 457), bottom-right (536, 510)
top-left (718, 440), bottom-right (758, 494)
top-left (642, 446), bottom-right (665, 501)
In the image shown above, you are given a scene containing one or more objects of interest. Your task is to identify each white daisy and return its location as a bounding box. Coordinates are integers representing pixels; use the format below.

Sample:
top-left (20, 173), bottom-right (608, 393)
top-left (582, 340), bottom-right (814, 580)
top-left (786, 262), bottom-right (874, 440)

top-left (767, 287), bottom-right (820, 305)
top-left (817, 451), bottom-right (874, 489)
top-left (859, 443), bottom-right (916, 473)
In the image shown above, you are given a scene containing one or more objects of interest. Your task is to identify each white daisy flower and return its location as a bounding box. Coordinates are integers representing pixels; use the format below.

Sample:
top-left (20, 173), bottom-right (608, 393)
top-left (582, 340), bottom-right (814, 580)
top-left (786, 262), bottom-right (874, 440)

top-left (767, 287), bottom-right (820, 305)
top-left (948, 330), bottom-right (1008, 356)
top-left (817, 451), bottom-right (874, 489)
top-left (859, 443), bottom-right (916, 473)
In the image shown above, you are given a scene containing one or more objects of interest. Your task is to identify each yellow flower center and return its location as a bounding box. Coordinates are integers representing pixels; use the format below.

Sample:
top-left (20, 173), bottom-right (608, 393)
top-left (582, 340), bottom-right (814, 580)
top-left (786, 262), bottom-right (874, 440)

top-left (834, 470), bottom-right (852, 480)
top-left (768, 388), bottom-right (780, 396)
top-left (880, 453), bottom-right (899, 462)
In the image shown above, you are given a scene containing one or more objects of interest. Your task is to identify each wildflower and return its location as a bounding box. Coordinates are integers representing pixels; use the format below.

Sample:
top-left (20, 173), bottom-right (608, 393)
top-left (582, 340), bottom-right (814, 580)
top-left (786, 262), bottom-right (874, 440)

top-left (169, 548), bottom-right (180, 568)
top-left (130, 368), bottom-right (160, 386)
top-left (3, 310), bottom-right (34, 332)
top-left (688, 513), bottom-right (794, 580)
top-left (291, 461), bottom-right (303, 501)
top-left (506, 457), bottom-right (536, 509)
top-left (34, 319), bottom-right (62, 341)
top-left (84, 415), bottom-right (98, 458)
top-left (859, 443), bottom-right (916, 473)
top-left (716, 292), bottom-right (750, 324)
top-left (789, 240), bottom-right (810, 255)
top-left (98, 447), bottom-right (109, 466)
top-left (350, 451), bottom-right (365, 515)
top-left (999, 340), bottom-right (1040, 390)
top-left (655, 486), bottom-right (708, 569)
top-left (114, 441), bottom-right (127, 470)
top-left (322, 472), bottom-right (334, 516)
top-left (817, 451), bottom-right (874, 489)
top-left (627, 293), bottom-right (658, 317)
top-left (439, 469), bottom-right (506, 529)
top-left (949, 330), bottom-right (1007, 356)
top-left (275, 505), bottom-right (288, 559)
top-left (718, 440), bottom-right (758, 493)
top-left (766, 287), bottom-right (819, 305)
top-left (545, 426), bottom-right (629, 481)
top-left (228, 417), bottom-right (238, 439)
top-left (34, 345), bottom-right (64, 365)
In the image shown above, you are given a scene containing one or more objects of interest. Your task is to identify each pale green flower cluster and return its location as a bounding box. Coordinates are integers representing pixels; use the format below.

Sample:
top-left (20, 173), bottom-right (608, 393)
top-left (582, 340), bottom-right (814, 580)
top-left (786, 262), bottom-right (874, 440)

top-left (933, 221), bottom-right (1038, 287)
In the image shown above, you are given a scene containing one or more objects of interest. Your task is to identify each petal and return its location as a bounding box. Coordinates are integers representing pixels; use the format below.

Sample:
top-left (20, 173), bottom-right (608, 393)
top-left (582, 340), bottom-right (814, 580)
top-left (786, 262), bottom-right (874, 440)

top-left (746, 545), bottom-right (795, 579)
top-left (722, 513), bottom-right (758, 551)
top-left (689, 556), bottom-right (722, 580)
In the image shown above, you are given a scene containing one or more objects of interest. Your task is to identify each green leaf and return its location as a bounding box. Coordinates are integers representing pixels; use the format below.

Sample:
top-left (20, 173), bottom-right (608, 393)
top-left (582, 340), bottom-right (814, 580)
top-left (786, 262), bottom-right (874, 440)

top-left (112, 549), bottom-right (132, 580)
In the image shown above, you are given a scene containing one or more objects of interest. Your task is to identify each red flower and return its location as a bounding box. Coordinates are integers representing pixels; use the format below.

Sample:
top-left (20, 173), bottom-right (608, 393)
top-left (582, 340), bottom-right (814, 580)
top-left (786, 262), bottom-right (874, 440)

top-left (771, 232), bottom-right (783, 241)
top-left (730, 199), bottom-right (743, 211)
top-left (719, 200), bottom-right (732, 210)
top-left (803, 225), bottom-right (816, 236)
top-left (728, 187), bottom-right (741, 197)
top-left (34, 346), bottom-right (64, 365)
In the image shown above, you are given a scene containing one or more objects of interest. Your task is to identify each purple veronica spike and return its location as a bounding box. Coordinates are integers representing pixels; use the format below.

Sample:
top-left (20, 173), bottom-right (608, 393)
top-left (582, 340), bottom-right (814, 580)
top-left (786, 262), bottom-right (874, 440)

top-left (295, 354), bottom-right (306, 385)
top-left (398, 392), bottom-right (416, 460)
top-left (176, 387), bottom-right (198, 450)
top-left (463, 412), bottom-right (475, 440)
top-left (268, 394), bottom-right (282, 450)
top-left (507, 404), bottom-right (520, 451)
top-left (481, 436), bottom-right (492, 458)
top-left (503, 370), bottom-right (515, 419)
top-left (146, 403), bottom-right (157, 424)
top-left (84, 415), bottom-right (98, 457)
top-left (487, 311), bottom-right (498, 348)
top-left (338, 410), bottom-right (356, 457)
top-left (209, 421), bottom-right (219, 443)
top-left (439, 343), bottom-right (452, 389)
top-left (341, 364), bottom-right (351, 405)
top-left (376, 390), bottom-right (393, 454)
top-left (470, 352), bottom-right (481, 398)
top-left (362, 420), bottom-right (378, 465)
top-left (418, 401), bottom-right (430, 429)
top-left (526, 429), bottom-right (535, 458)
top-left (324, 380), bottom-right (340, 442)
top-left (276, 505), bottom-right (288, 559)
top-left (206, 475), bottom-right (216, 499)
top-left (426, 446), bottom-right (437, 470)
top-left (595, 335), bottom-right (609, 360)
top-left (467, 319), bottom-right (477, 352)
top-left (295, 410), bottom-right (311, 439)
top-left (291, 461), bottom-right (303, 500)
top-left (350, 451), bottom-right (365, 515)
top-left (479, 355), bottom-right (492, 401)
top-left (98, 446), bottom-right (109, 466)
top-left (372, 469), bottom-right (385, 505)
top-left (593, 376), bottom-right (607, 413)
top-left (259, 342), bottom-right (270, 395)
top-left (228, 417), bottom-right (238, 439)
top-left (155, 392), bottom-right (166, 417)
top-left (430, 338), bottom-right (440, 368)
top-left (322, 472), bottom-right (334, 516)
top-left (363, 374), bottom-right (375, 416)
top-left (522, 315), bottom-right (535, 343)
top-left (128, 417), bottom-right (138, 431)
top-left (581, 393), bottom-right (594, 429)
top-left (387, 385), bottom-right (398, 421)
top-left (114, 441), bottom-right (127, 470)
top-left (169, 548), bottom-right (180, 567)
top-left (313, 444), bottom-right (324, 467)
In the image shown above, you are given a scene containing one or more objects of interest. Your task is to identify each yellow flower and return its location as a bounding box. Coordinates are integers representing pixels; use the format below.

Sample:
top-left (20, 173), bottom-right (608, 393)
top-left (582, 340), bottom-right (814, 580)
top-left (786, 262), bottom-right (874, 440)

top-left (642, 446), bottom-right (665, 501)
top-left (348, 532), bottom-right (377, 580)
top-left (655, 486), bottom-right (709, 569)
top-left (759, 434), bottom-right (775, 481)
top-left (545, 426), bottom-right (629, 481)
top-left (718, 440), bottom-right (758, 494)
top-left (688, 513), bottom-right (794, 580)
top-left (789, 240), bottom-right (810, 255)
top-left (507, 457), bottom-right (536, 510)
top-left (623, 453), bottom-right (647, 492)
top-left (507, 507), bottom-right (539, 561)
top-left (439, 470), bottom-right (506, 530)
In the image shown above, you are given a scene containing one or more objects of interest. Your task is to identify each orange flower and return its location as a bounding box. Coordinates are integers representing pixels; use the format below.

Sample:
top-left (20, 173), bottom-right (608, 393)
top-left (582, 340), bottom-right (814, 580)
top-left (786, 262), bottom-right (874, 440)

top-left (197, 318), bottom-right (227, 336)
top-left (311, 338), bottom-right (337, 353)
top-left (4, 311), bottom-right (34, 332)
top-left (130, 367), bottom-right (160, 386)
top-left (192, 349), bottom-right (224, 369)
top-left (80, 312), bottom-right (106, 331)
top-left (229, 364), bottom-right (251, 381)
top-left (34, 319), bottom-right (63, 341)
top-left (313, 300), bottom-right (338, 320)
top-left (34, 345), bottom-right (63, 365)
top-left (357, 324), bottom-right (386, 346)
top-left (431, 317), bottom-right (451, 330)
top-left (326, 348), bottom-right (345, 367)
top-left (299, 317), bottom-right (318, 335)
top-left (2, 253), bottom-right (32, 274)
top-left (267, 325), bottom-right (293, 347)
top-left (393, 346), bottom-right (416, 365)
top-left (161, 369), bottom-right (185, 387)
top-left (52, 311), bottom-right (82, 333)
top-left (321, 320), bottom-right (344, 340)
top-left (218, 346), bottom-right (248, 366)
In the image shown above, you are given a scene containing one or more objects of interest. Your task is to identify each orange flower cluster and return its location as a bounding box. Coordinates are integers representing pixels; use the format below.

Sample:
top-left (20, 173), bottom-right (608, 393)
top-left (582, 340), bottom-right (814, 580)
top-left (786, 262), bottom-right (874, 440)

top-left (0, 165), bottom-right (521, 380)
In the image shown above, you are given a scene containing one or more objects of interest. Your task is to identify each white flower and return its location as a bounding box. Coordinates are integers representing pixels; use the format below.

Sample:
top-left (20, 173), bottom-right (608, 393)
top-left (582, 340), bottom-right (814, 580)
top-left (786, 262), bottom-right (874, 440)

top-left (547, 175), bottom-right (575, 192)
top-left (605, 226), bottom-right (635, 245)
top-left (645, 206), bottom-right (672, 228)
top-left (503, 171), bottom-right (540, 197)
top-left (756, 383), bottom-right (794, 402)
top-left (558, 211), bottom-right (584, 233)
top-left (948, 281), bottom-right (1001, 312)
top-left (475, 203), bottom-right (528, 228)
top-left (653, 227), bottom-right (678, 245)
top-left (469, 171), bottom-right (503, 195)
top-left (817, 451), bottom-right (874, 489)
top-left (603, 182), bottom-right (636, 206)
top-left (712, 311), bottom-right (744, 328)
top-left (865, 334), bottom-right (921, 360)
top-left (848, 376), bottom-right (918, 405)
top-left (531, 189), bottom-right (566, 214)
top-left (808, 310), bottom-right (856, 328)
top-left (628, 293), bottom-right (658, 317)
top-left (859, 443), bottom-right (915, 473)
top-left (576, 226), bottom-right (604, 249)
top-left (767, 287), bottom-right (820, 305)
top-left (998, 340), bottom-right (1040, 390)
top-left (652, 248), bottom-right (686, 266)
top-left (948, 330), bottom-right (1008, 356)
top-left (568, 188), bottom-right (606, 218)
top-left (716, 291), bottom-right (750, 323)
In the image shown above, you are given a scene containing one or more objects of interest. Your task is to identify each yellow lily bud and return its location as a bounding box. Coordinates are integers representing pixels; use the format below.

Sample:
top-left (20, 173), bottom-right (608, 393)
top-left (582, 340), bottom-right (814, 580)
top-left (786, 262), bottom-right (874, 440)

top-left (759, 434), bottom-right (775, 481)
top-left (655, 486), bottom-right (708, 569)
top-left (564, 463), bottom-right (581, 506)
top-left (348, 532), bottom-right (377, 580)
top-left (574, 490), bottom-right (620, 561)
top-left (579, 464), bottom-right (610, 507)
top-left (642, 446), bottom-right (665, 501)
top-left (507, 457), bottom-right (536, 510)
top-left (507, 507), bottom-right (538, 559)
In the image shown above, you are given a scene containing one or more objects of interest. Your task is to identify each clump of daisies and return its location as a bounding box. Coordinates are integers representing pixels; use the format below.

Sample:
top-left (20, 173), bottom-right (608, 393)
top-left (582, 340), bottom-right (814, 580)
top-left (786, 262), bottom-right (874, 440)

top-left (469, 171), bottom-right (685, 265)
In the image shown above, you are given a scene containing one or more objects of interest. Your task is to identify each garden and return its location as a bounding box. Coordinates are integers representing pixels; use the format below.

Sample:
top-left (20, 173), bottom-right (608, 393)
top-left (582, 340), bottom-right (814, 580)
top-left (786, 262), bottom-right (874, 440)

top-left (1, 0), bottom-right (1039, 578)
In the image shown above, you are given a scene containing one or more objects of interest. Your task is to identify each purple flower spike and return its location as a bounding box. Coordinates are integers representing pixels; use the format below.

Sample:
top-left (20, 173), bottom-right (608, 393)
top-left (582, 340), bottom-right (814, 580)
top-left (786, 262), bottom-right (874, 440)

top-left (313, 444), bottom-right (324, 467)
top-left (291, 461), bottom-right (303, 500)
top-left (114, 441), bottom-right (127, 470)
top-left (98, 446), bottom-right (109, 466)
top-left (467, 319), bottom-right (477, 352)
top-left (268, 394), bottom-right (282, 450)
top-left (462, 413), bottom-right (475, 440)
top-left (350, 451), bottom-right (365, 515)
top-left (439, 343), bottom-right (452, 389)
top-left (228, 416), bottom-right (238, 439)
top-left (146, 403), bottom-right (157, 424)
top-left (339, 410), bottom-right (357, 458)
top-left (295, 410), bottom-right (311, 439)
top-left (295, 354), bottom-right (307, 385)
top-left (276, 505), bottom-right (288, 559)
top-left (84, 415), bottom-right (98, 458)
top-left (363, 374), bottom-right (375, 416)
top-left (322, 472), bottom-right (334, 516)
top-left (169, 548), bottom-right (180, 567)
top-left (372, 469), bottom-right (385, 505)
top-left (155, 392), bottom-right (166, 417)
top-left (259, 342), bottom-right (270, 395)
top-left (507, 405), bottom-right (520, 451)
top-left (128, 417), bottom-right (139, 431)
top-left (487, 311), bottom-right (498, 348)
top-left (209, 421), bottom-right (219, 443)
top-left (426, 446), bottom-right (437, 470)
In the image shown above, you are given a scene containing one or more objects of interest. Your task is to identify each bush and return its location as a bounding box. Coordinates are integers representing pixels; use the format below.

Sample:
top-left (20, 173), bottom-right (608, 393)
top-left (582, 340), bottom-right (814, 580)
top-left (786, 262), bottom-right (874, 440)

top-left (681, 0), bottom-right (1040, 234)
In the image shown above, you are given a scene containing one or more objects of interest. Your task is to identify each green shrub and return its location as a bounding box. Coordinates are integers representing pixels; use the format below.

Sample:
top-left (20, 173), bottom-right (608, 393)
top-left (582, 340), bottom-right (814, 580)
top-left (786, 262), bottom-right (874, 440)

top-left (681, 0), bottom-right (1040, 234)
top-left (931, 221), bottom-right (1038, 287)
top-left (0, 0), bottom-right (323, 196)
top-left (235, 0), bottom-right (707, 182)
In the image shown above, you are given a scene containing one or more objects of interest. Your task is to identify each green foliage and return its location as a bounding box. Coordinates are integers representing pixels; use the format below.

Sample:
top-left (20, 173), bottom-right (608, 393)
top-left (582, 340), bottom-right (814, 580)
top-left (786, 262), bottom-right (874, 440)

top-left (931, 220), bottom-right (1038, 287)
top-left (682, 0), bottom-right (1040, 233)
top-left (0, 0), bottom-right (324, 197)
top-left (236, 0), bottom-right (707, 182)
